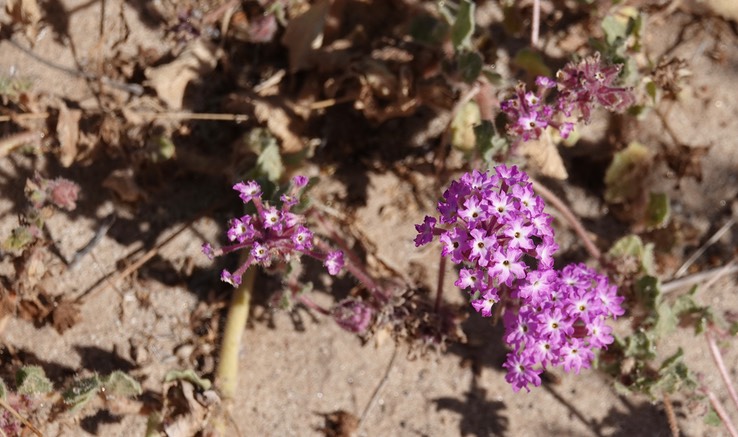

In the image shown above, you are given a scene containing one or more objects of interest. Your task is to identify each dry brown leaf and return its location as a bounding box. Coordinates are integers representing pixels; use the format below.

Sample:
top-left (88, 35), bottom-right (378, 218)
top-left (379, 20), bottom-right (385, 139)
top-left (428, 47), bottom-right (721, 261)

top-left (5, 0), bottom-right (41, 39)
top-left (56, 103), bottom-right (82, 167)
top-left (51, 300), bottom-right (81, 334)
top-left (145, 39), bottom-right (220, 110)
top-left (253, 98), bottom-right (305, 153)
top-left (281, 0), bottom-right (331, 72)
top-left (103, 168), bottom-right (147, 203)
top-left (518, 130), bottom-right (568, 180)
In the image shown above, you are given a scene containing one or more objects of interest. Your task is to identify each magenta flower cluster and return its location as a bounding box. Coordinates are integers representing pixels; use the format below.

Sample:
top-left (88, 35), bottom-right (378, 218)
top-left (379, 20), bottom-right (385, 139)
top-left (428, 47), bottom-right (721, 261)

top-left (203, 176), bottom-right (344, 287)
top-left (414, 165), bottom-right (624, 392)
top-left (502, 53), bottom-right (634, 142)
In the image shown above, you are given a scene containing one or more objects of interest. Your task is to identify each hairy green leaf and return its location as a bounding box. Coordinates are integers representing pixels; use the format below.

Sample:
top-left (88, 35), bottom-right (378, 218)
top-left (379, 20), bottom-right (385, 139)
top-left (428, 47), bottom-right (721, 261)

top-left (451, 0), bottom-right (475, 50)
top-left (458, 50), bottom-right (483, 83)
top-left (604, 141), bottom-right (653, 204)
top-left (164, 369), bottom-right (212, 390)
top-left (645, 192), bottom-right (670, 230)
top-left (102, 371), bottom-right (142, 398)
top-left (513, 48), bottom-right (552, 78)
top-left (64, 375), bottom-right (101, 412)
top-left (16, 365), bottom-right (53, 395)
top-left (608, 234), bottom-right (655, 276)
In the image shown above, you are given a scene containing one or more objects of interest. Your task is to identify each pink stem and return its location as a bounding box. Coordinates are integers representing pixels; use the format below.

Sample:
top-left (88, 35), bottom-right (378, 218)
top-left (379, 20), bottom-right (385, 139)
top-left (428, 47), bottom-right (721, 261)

top-left (706, 328), bottom-right (738, 413)
top-left (531, 0), bottom-right (541, 48)
top-left (705, 388), bottom-right (738, 437)
top-left (531, 179), bottom-right (602, 263)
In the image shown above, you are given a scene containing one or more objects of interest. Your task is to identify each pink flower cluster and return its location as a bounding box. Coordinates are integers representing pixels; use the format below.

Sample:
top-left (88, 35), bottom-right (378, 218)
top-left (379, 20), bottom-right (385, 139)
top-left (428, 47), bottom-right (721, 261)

top-left (203, 176), bottom-right (344, 287)
top-left (415, 165), bottom-right (624, 392)
top-left (502, 53), bottom-right (634, 142)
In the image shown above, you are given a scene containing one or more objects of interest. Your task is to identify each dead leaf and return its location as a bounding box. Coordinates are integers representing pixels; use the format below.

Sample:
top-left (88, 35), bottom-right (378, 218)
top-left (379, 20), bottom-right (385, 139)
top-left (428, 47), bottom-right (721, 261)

top-left (252, 98), bottom-right (305, 153)
top-left (51, 300), bottom-right (81, 334)
top-left (5, 0), bottom-right (41, 39)
top-left (103, 168), bottom-right (146, 203)
top-left (517, 130), bottom-right (568, 180)
top-left (319, 410), bottom-right (359, 437)
top-left (56, 103), bottom-right (82, 167)
top-left (145, 40), bottom-right (220, 110)
top-left (281, 0), bottom-right (331, 72)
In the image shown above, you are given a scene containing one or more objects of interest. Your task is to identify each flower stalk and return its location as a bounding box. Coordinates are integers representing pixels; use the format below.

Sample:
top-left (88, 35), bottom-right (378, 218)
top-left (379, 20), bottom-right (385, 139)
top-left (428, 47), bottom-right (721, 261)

top-left (216, 266), bottom-right (256, 399)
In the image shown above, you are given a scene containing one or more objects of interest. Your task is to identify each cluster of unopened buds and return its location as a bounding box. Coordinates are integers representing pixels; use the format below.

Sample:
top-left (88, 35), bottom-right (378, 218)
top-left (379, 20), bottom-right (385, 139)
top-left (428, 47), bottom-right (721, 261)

top-left (501, 53), bottom-right (634, 142)
top-left (203, 176), bottom-right (344, 287)
top-left (415, 165), bottom-right (624, 392)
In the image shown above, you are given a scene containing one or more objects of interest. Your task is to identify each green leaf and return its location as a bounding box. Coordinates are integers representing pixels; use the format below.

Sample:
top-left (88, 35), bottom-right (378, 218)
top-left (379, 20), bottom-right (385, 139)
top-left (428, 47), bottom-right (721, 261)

top-left (474, 121), bottom-right (508, 163)
top-left (2, 226), bottom-right (37, 252)
top-left (704, 408), bottom-right (722, 426)
top-left (450, 101), bottom-right (481, 152)
top-left (653, 349), bottom-right (696, 394)
top-left (645, 192), bottom-right (670, 230)
top-left (622, 330), bottom-right (657, 361)
top-left (101, 371), bottom-right (142, 398)
top-left (164, 369), bottom-right (212, 391)
top-left (645, 80), bottom-right (658, 104)
top-left (512, 48), bottom-right (552, 78)
top-left (16, 365), bottom-right (53, 395)
top-left (410, 14), bottom-right (449, 46)
top-left (602, 14), bottom-right (627, 46)
top-left (457, 50), bottom-right (483, 83)
top-left (63, 375), bottom-right (101, 412)
top-left (256, 142), bottom-right (284, 184)
top-left (604, 141), bottom-right (654, 204)
top-left (635, 275), bottom-right (661, 311)
top-left (450, 0), bottom-right (475, 50)
top-left (608, 235), bottom-right (655, 275)
top-left (0, 377), bottom-right (6, 400)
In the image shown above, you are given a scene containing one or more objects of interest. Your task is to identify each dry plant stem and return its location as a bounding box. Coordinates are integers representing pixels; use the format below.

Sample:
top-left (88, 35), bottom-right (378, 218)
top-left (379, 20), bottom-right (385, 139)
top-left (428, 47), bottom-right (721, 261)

top-left (663, 393), bottom-right (680, 437)
top-left (531, 0), bottom-right (541, 48)
top-left (0, 131), bottom-right (43, 158)
top-left (674, 216), bottom-right (736, 278)
top-left (661, 263), bottom-right (738, 295)
top-left (357, 345), bottom-right (398, 433)
top-left (706, 329), bottom-right (738, 413)
top-left (531, 179), bottom-right (602, 262)
top-left (217, 266), bottom-right (256, 400)
top-left (0, 397), bottom-right (43, 437)
top-left (706, 388), bottom-right (738, 437)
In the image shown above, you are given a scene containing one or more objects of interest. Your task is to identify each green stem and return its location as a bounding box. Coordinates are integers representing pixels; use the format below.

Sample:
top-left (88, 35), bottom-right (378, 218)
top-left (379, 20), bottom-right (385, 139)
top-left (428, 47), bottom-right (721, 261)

top-left (216, 266), bottom-right (256, 400)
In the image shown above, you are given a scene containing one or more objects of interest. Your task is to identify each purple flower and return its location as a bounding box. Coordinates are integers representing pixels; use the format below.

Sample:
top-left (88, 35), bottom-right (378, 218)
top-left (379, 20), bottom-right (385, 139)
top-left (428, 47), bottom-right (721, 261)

top-left (292, 175), bottom-right (309, 188)
top-left (488, 247), bottom-right (525, 287)
top-left (414, 216), bottom-right (437, 247)
top-left (291, 226), bottom-right (313, 250)
top-left (221, 269), bottom-right (241, 287)
top-left (206, 177), bottom-right (344, 292)
top-left (332, 298), bottom-right (373, 334)
top-left (414, 166), bottom-right (624, 392)
top-left (560, 339), bottom-right (594, 374)
top-left (202, 243), bottom-right (215, 260)
top-left (556, 52), bottom-right (635, 122)
top-left (471, 289), bottom-right (499, 317)
top-left (233, 180), bottom-right (262, 203)
top-left (324, 250), bottom-right (344, 276)
top-left (503, 353), bottom-right (542, 392)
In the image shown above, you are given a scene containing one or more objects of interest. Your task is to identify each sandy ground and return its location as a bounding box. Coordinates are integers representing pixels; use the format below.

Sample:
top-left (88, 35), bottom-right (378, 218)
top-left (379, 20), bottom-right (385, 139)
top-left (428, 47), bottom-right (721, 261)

top-left (1, 1), bottom-right (738, 436)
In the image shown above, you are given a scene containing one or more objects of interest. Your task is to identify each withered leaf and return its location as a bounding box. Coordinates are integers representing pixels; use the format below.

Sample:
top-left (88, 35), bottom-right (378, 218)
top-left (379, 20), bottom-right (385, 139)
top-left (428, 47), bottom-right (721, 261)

top-left (145, 39), bottom-right (220, 110)
top-left (518, 130), bottom-right (568, 180)
top-left (51, 300), bottom-right (81, 334)
top-left (281, 0), bottom-right (330, 72)
top-left (56, 102), bottom-right (82, 168)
